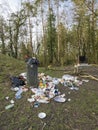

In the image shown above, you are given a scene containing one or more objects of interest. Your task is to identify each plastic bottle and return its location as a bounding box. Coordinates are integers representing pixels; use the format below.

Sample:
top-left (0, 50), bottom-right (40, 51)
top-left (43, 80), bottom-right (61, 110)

top-left (54, 85), bottom-right (58, 96)
top-left (15, 87), bottom-right (23, 99)
top-left (34, 101), bottom-right (40, 108)
top-left (5, 104), bottom-right (14, 110)
top-left (54, 89), bottom-right (58, 96)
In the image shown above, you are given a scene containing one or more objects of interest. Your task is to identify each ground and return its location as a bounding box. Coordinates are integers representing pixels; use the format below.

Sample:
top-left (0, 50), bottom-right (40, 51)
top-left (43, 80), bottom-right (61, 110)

top-left (0, 56), bottom-right (98, 130)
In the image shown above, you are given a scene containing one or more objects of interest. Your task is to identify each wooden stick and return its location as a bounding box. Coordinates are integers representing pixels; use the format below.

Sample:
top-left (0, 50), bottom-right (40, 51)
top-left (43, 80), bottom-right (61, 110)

top-left (80, 75), bottom-right (98, 81)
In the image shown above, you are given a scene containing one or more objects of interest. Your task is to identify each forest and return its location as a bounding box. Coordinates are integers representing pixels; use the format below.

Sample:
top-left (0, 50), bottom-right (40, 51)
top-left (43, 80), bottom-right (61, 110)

top-left (0, 0), bottom-right (98, 66)
top-left (0, 1), bottom-right (98, 130)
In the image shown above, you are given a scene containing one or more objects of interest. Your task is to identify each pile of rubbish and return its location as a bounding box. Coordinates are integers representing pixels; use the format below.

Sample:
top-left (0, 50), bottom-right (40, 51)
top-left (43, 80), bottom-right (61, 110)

top-left (5, 73), bottom-right (89, 110)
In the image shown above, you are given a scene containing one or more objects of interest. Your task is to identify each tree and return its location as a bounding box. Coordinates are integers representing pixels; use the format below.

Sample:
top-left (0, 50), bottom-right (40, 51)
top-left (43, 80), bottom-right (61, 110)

top-left (9, 9), bottom-right (26, 58)
top-left (47, 10), bottom-right (57, 64)
top-left (72, 0), bottom-right (98, 63)
top-left (0, 16), bottom-right (7, 54)
top-left (23, 1), bottom-right (37, 56)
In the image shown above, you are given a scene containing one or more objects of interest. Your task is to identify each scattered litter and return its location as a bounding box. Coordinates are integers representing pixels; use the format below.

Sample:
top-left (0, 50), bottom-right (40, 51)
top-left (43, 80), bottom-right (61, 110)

top-left (52, 78), bottom-right (59, 85)
top-left (68, 98), bottom-right (71, 102)
top-left (54, 95), bottom-right (66, 103)
top-left (7, 72), bottom-right (88, 111)
top-left (5, 96), bottom-right (9, 100)
top-left (27, 98), bottom-right (35, 103)
top-left (22, 87), bottom-right (28, 92)
top-left (10, 100), bottom-right (14, 104)
top-left (37, 98), bottom-right (49, 104)
top-left (15, 87), bottom-right (23, 99)
top-left (34, 101), bottom-right (40, 108)
top-left (82, 79), bottom-right (89, 82)
top-left (38, 112), bottom-right (46, 119)
top-left (19, 72), bottom-right (27, 79)
top-left (11, 87), bottom-right (19, 91)
top-left (5, 104), bottom-right (14, 110)
top-left (70, 87), bottom-right (79, 90)
top-left (62, 74), bottom-right (76, 81)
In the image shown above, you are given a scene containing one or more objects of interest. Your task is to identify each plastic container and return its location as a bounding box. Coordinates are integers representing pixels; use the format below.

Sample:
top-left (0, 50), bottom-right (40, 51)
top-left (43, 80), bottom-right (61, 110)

top-left (15, 94), bottom-right (22, 99)
top-left (38, 112), bottom-right (46, 119)
top-left (54, 89), bottom-right (58, 96)
top-left (34, 101), bottom-right (40, 108)
top-left (15, 87), bottom-right (23, 99)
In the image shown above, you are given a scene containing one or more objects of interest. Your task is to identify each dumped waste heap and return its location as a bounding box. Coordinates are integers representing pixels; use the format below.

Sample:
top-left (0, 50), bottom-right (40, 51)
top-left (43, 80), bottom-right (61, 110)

top-left (5, 72), bottom-right (88, 110)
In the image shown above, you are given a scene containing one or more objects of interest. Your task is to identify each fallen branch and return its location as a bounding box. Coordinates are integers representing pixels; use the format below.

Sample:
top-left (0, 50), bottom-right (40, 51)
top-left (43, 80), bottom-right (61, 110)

top-left (80, 74), bottom-right (98, 81)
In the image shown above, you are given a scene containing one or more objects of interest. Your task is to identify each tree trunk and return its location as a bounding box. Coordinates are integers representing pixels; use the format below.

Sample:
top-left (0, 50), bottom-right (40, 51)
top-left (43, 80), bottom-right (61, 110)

top-left (56, 0), bottom-right (60, 62)
top-left (41, 0), bottom-right (47, 69)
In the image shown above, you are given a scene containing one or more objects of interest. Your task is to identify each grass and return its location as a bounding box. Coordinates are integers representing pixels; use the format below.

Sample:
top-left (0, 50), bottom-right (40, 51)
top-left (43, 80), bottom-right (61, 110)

top-left (0, 54), bottom-right (98, 130)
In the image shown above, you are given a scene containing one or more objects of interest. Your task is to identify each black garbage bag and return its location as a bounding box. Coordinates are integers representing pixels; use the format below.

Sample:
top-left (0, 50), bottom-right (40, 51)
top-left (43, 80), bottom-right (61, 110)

top-left (10, 76), bottom-right (26, 88)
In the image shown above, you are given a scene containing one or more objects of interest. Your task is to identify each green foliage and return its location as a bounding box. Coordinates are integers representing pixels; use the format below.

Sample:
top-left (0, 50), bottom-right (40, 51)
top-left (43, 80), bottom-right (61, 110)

top-left (46, 11), bottom-right (57, 64)
top-left (1, 0), bottom-right (98, 65)
top-left (0, 54), bottom-right (25, 79)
